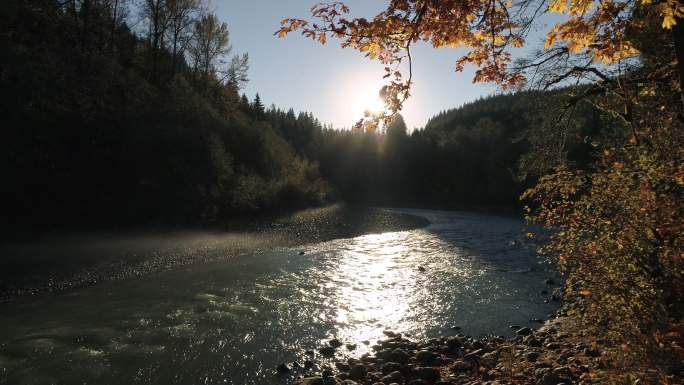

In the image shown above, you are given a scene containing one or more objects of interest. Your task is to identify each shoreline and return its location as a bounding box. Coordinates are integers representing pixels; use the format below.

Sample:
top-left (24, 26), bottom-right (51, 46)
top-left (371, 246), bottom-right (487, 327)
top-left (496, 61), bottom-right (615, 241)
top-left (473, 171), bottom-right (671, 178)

top-left (287, 313), bottom-right (607, 385)
top-left (0, 205), bottom-right (429, 304)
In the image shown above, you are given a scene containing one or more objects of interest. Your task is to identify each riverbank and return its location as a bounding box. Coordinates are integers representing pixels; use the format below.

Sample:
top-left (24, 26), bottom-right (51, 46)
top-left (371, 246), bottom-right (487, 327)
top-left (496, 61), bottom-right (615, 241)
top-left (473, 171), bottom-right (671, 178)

top-left (0, 205), bottom-right (429, 303)
top-left (287, 314), bottom-right (608, 385)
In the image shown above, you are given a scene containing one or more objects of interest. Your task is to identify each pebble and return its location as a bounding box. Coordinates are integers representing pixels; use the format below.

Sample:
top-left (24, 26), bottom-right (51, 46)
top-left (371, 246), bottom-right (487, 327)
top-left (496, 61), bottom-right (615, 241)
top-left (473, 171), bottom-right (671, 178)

top-left (414, 367), bottom-right (440, 381)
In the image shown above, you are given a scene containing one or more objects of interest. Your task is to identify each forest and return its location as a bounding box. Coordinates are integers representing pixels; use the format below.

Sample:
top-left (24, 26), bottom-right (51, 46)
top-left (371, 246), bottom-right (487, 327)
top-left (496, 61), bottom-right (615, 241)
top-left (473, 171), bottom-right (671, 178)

top-left (0, 0), bottom-right (576, 233)
top-left (1, 0), bottom-right (683, 383)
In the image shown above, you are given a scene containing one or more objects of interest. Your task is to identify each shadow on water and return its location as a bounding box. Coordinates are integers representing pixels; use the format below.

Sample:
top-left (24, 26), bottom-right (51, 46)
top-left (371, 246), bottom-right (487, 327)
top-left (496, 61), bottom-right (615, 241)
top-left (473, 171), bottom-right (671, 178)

top-left (0, 209), bottom-right (559, 385)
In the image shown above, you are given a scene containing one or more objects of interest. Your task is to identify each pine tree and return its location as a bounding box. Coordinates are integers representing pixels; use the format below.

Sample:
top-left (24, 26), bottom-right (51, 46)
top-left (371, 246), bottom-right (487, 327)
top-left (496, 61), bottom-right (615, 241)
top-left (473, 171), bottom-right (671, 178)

top-left (252, 93), bottom-right (265, 118)
top-left (239, 93), bottom-right (250, 114)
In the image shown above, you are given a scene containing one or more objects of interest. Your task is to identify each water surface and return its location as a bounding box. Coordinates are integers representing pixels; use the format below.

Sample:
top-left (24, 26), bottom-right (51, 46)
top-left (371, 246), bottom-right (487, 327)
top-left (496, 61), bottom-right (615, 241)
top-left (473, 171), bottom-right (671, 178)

top-left (0, 209), bottom-right (557, 385)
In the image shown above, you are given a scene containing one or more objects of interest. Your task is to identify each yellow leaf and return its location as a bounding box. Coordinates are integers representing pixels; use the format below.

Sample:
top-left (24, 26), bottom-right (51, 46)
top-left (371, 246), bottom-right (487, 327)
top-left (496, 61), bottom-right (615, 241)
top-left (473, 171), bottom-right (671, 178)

top-left (663, 14), bottom-right (677, 29)
top-left (549, 0), bottom-right (567, 13)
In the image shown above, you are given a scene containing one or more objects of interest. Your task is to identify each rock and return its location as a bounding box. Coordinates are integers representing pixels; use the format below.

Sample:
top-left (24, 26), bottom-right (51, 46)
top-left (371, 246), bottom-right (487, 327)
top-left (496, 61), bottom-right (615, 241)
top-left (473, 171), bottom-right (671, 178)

top-left (408, 380), bottom-right (428, 385)
top-left (451, 360), bottom-right (472, 372)
top-left (346, 343), bottom-right (357, 350)
top-left (349, 364), bottom-right (367, 380)
top-left (525, 351), bottom-right (541, 362)
top-left (377, 349), bottom-right (393, 361)
top-left (539, 371), bottom-right (560, 385)
top-left (516, 327), bottom-right (532, 336)
top-left (299, 251), bottom-right (306, 255)
top-left (446, 336), bottom-right (462, 349)
top-left (480, 351), bottom-right (498, 367)
top-left (277, 363), bottom-right (291, 374)
top-left (509, 325), bottom-right (521, 330)
top-left (346, 358), bottom-right (359, 366)
top-left (304, 360), bottom-right (315, 369)
top-left (414, 367), bottom-right (440, 382)
top-left (361, 355), bottom-right (376, 364)
top-left (463, 348), bottom-right (485, 362)
top-left (381, 362), bottom-right (402, 374)
top-left (381, 370), bottom-right (403, 383)
top-left (553, 366), bottom-right (572, 378)
top-left (322, 368), bottom-right (334, 378)
top-left (295, 377), bottom-right (324, 385)
top-left (329, 339), bottom-right (343, 348)
top-left (451, 326), bottom-right (462, 331)
top-left (320, 346), bottom-right (336, 357)
top-left (418, 266), bottom-right (426, 272)
top-left (584, 348), bottom-right (601, 357)
top-left (415, 350), bottom-right (437, 365)
top-left (544, 278), bottom-right (555, 285)
top-left (390, 348), bottom-right (410, 364)
top-left (530, 318), bottom-right (545, 324)
top-left (382, 330), bottom-right (397, 337)
top-left (544, 342), bottom-right (560, 350)
top-left (305, 350), bottom-right (316, 356)
top-left (335, 362), bottom-right (351, 372)
top-left (524, 336), bottom-right (542, 347)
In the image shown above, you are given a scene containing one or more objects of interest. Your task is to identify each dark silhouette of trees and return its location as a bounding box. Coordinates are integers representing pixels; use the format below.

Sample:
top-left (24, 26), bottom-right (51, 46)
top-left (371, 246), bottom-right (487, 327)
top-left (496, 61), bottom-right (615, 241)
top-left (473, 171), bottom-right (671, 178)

top-left (188, 13), bottom-right (230, 82)
top-left (0, 0), bottom-right (329, 233)
top-left (251, 93), bottom-right (265, 118)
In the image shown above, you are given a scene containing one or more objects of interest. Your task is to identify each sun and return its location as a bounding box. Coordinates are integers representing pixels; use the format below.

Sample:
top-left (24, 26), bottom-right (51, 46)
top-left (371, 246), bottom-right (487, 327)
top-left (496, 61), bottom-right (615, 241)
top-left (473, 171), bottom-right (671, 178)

top-left (351, 84), bottom-right (385, 118)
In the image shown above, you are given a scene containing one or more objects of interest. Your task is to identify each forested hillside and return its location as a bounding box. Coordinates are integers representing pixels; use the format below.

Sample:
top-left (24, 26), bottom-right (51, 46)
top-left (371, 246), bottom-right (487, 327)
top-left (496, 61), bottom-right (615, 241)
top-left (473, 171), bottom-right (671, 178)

top-left (316, 91), bottom-right (605, 208)
top-left (0, 0), bottom-right (609, 233)
top-left (0, 0), bottom-right (330, 232)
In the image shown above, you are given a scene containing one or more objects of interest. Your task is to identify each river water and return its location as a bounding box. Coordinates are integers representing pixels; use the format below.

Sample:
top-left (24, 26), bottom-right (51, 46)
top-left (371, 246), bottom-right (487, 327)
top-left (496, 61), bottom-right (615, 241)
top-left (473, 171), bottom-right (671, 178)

top-left (0, 209), bottom-right (557, 385)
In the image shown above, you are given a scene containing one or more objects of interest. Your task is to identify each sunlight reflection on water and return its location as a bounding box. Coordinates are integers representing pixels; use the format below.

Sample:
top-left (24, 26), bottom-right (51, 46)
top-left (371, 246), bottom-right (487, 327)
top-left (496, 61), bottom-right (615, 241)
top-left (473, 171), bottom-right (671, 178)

top-left (0, 209), bottom-right (558, 385)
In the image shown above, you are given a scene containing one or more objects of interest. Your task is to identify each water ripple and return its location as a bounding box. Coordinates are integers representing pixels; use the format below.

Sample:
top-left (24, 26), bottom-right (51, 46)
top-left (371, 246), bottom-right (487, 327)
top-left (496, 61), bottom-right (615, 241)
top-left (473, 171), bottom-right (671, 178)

top-left (0, 209), bottom-right (557, 385)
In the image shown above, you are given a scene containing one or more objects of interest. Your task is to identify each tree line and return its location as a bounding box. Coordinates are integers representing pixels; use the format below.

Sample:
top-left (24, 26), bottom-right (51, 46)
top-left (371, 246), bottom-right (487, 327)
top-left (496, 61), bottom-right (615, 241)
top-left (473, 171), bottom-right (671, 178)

top-left (0, 0), bottom-right (331, 231)
top-left (1, 0), bottom-right (562, 234)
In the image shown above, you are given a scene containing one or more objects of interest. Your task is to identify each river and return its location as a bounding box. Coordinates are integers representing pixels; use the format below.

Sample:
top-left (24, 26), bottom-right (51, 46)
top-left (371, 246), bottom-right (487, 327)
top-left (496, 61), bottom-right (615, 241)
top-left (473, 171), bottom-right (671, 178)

top-left (0, 209), bottom-right (558, 385)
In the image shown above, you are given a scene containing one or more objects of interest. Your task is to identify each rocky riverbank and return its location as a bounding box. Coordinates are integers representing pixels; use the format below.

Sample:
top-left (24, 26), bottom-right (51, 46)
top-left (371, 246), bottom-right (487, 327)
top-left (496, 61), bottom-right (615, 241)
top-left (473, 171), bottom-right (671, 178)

top-left (0, 205), bottom-right (429, 303)
top-left (283, 315), bottom-right (609, 385)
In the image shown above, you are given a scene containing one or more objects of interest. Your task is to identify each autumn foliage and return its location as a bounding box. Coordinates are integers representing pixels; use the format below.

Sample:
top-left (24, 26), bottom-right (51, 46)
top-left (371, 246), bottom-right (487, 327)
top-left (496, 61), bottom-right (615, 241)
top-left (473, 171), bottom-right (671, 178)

top-left (282, 0), bottom-right (684, 381)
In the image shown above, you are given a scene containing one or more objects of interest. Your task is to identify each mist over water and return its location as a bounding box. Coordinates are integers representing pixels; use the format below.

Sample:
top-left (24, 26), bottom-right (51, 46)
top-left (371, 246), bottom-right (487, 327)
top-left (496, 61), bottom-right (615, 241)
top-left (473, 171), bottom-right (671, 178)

top-left (0, 209), bottom-right (557, 385)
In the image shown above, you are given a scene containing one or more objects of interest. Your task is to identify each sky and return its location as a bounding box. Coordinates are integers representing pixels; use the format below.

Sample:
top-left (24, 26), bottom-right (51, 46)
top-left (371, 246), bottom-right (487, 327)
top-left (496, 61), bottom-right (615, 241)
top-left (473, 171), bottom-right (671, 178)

top-left (213, 1), bottom-right (554, 130)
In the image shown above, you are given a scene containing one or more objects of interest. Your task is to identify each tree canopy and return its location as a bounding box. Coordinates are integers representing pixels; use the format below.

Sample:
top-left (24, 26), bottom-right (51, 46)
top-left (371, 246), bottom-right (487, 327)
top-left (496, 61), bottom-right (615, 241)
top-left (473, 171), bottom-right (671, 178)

top-left (278, 0), bottom-right (684, 129)
top-left (279, 1), bottom-right (684, 381)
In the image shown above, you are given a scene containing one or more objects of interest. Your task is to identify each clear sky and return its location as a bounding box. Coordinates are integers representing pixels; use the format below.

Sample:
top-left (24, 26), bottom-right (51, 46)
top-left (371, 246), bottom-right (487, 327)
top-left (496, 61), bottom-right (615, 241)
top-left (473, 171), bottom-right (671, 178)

top-left (213, 1), bottom-right (552, 130)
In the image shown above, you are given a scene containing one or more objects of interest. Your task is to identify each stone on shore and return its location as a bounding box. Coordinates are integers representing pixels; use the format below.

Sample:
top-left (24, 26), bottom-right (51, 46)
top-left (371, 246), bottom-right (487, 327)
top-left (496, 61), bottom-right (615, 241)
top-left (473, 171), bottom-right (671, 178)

top-left (414, 366), bottom-right (440, 382)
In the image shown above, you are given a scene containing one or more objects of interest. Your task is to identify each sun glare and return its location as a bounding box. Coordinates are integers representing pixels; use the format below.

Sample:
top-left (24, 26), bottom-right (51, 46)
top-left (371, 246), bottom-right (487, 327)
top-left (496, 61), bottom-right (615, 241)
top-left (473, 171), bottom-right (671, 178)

top-left (352, 84), bottom-right (385, 118)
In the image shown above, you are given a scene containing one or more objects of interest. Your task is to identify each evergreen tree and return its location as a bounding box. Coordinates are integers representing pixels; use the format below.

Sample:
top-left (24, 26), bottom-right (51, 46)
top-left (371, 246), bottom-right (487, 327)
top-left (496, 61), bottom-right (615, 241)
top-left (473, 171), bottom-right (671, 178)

top-left (252, 93), bottom-right (265, 118)
top-left (239, 93), bottom-right (251, 114)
